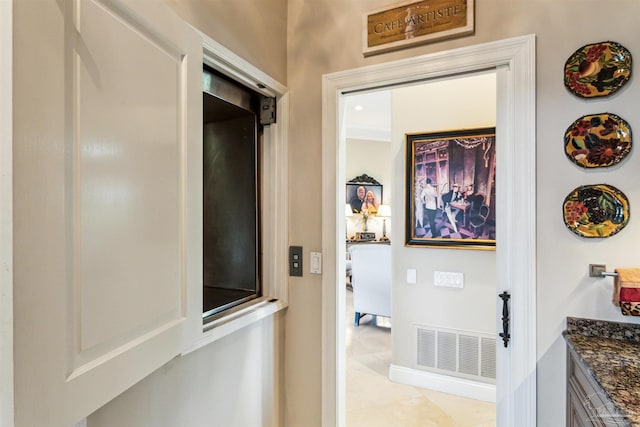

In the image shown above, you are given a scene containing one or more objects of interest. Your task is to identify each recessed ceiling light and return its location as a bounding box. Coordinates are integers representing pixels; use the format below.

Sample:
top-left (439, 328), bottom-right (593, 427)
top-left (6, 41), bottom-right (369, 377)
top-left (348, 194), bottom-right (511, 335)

top-left (354, 105), bottom-right (363, 111)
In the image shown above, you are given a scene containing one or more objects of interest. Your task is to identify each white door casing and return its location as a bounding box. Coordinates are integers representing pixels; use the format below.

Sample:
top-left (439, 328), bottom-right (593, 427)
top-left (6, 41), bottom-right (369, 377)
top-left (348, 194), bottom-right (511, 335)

top-left (13, 1), bottom-right (202, 425)
top-left (321, 35), bottom-right (536, 427)
top-left (0, 1), bottom-right (13, 426)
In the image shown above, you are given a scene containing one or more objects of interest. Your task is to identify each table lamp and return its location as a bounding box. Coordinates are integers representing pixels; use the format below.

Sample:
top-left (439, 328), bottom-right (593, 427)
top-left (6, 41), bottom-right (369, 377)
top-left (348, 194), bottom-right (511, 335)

top-left (377, 204), bottom-right (391, 241)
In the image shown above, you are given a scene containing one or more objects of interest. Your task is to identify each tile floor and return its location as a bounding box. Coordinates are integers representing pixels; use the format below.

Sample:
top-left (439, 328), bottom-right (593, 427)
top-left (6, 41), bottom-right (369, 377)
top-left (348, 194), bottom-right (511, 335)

top-left (345, 288), bottom-right (496, 427)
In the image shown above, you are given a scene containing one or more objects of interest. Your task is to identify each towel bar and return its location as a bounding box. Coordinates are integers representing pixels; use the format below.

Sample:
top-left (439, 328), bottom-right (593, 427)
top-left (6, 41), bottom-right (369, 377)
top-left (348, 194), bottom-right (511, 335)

top-left (589, 264), bottom-right (618, 278)
top-left (599, 271), bottom-right (618, 277)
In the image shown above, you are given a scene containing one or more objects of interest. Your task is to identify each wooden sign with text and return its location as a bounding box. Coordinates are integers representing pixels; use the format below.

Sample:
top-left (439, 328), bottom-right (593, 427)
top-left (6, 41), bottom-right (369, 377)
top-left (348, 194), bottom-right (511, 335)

top-left (363, 0), bottom-right (474, 56)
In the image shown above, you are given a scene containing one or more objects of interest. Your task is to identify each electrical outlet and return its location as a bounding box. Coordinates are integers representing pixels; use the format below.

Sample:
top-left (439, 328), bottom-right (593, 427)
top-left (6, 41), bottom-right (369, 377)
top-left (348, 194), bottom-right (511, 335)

top-left (434, 271), bottom-right (464, 288)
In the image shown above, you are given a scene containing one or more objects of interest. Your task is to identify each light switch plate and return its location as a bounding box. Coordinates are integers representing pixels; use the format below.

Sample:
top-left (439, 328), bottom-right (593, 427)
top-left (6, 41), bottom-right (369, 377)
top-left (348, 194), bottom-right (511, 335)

top-left (407, 269), bottom-right (417, 284)
top-left (289, 246), bottom-right (303, 277)
top-left (310, 252), bottom-right (322, 274)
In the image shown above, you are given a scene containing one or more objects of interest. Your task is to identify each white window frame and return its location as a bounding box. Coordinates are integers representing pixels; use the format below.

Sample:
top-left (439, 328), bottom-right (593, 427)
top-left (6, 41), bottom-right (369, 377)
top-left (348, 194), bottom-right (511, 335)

top-left (182, 32), bottom-right (289, 354)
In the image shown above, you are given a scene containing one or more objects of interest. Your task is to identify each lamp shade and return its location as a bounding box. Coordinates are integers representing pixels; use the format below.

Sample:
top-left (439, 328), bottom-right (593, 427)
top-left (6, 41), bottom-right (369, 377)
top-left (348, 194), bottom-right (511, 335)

top-left (377, 204), bottom-right (391, 217)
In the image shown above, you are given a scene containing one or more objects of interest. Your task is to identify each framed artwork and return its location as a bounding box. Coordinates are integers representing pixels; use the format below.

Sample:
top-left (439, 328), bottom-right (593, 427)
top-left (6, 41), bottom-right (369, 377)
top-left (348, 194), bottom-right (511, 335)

top-left (346, 174), bottom-right (383, 214)
top-left (405, 127), bottom-right (496, 249)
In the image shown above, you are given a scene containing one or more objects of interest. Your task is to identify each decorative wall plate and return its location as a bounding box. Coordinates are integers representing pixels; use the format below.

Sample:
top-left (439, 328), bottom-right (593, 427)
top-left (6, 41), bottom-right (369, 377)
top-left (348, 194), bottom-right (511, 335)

top-left (563, 184), bottom-right (629, 238)
top-left (564, 41), bottom-right (632, 98)
top-left (564, 113), bottom-right (632, 168)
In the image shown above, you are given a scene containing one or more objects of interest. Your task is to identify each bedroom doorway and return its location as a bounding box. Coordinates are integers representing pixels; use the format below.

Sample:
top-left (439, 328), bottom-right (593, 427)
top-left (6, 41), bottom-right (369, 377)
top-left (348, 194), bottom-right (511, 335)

top-left (343, 73), bottom-right (498, 425)
top-left (322, 35), bottom-right (537, 427)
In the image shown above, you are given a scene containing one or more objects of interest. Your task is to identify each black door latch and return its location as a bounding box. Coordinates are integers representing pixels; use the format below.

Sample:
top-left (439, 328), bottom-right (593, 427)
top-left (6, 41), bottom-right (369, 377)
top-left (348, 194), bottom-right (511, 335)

top-left (498, 291), bottom-right (511, 348)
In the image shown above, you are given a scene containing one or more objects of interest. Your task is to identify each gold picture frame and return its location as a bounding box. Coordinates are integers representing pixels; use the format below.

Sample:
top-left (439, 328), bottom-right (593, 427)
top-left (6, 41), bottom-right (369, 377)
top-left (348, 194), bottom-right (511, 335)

top-left (405, 127), bottom-right (495, 250)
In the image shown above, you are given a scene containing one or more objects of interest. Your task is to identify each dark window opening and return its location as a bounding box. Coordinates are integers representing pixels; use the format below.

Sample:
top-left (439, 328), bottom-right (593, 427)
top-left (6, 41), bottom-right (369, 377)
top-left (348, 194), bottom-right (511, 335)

top-left (202, 65), bottom-right (263, 320)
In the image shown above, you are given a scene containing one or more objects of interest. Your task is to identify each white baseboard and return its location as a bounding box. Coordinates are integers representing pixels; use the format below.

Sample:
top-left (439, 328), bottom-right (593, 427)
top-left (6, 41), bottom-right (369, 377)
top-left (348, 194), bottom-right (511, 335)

top-left (388, 364), bottom-right (496, 403)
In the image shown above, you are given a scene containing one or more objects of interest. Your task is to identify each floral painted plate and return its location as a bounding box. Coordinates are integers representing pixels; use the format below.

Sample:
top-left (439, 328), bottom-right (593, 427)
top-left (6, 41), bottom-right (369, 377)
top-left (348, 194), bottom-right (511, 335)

top-left (563, 184), bottom-right (629, 238)
top-left (564, 41), bottom-right (632, 98)
top-left (564, 113), bottom-right (632, 168)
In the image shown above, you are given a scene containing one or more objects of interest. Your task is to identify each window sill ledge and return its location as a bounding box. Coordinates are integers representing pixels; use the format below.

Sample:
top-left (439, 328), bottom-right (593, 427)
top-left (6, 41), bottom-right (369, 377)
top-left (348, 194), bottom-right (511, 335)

top-left (182, 297), bottom-right (287, 355)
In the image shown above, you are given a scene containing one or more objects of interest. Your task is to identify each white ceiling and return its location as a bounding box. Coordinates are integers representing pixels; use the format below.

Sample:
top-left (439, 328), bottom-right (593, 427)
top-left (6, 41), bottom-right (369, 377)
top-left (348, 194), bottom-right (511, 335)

top-left (343, 90), bottom-right (392, 142)
top-left (343, 73), bottom-right (496, 143)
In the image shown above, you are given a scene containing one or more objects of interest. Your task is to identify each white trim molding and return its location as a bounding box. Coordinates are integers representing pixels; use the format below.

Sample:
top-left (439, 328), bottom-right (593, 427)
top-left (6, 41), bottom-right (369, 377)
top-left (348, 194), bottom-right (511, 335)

top-left (181, 30), bottom-right (289, 355)
top-left (198, 31), bottom-right (289, 306)
top-left (200, 28), bottom-right (287, 98)
top-left (322, 34), bottom-right (536, 427)
top-left (389, 364), bottom-right (496, 403)
top-left (0, 1), bottom-right (13, 426)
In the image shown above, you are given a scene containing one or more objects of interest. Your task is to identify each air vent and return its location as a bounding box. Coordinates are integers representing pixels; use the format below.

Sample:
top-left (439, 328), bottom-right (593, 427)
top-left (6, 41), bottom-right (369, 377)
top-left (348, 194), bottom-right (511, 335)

top-left (437, 332), bottom-right (457, 372)
top-left (417, 328), bottom-right (436, 368)
top-left (481, 337), bottom-right (497, 379)
top-left (459, 334), bottom-right (480, 376)
top-left (416, 325), bottom-right (496, 383)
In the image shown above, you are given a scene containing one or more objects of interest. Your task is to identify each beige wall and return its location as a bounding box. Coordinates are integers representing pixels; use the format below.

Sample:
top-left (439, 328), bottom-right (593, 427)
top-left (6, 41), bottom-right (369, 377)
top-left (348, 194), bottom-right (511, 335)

top-left (166, 0), bottom-right (287, 84)
top-left (62, 1), bottom-right (640, 426)
top-left (90, 314), bottom-right (285, 427)
top-left (287, 1), bottom-right (640, 426)
top-left (391, 74), bottom-right (497, 371)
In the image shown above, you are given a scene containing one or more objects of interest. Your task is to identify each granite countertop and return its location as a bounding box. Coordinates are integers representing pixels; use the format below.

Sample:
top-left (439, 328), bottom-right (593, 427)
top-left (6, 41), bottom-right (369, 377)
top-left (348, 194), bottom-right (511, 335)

top-left (564, 317), bottom-right (640, 426)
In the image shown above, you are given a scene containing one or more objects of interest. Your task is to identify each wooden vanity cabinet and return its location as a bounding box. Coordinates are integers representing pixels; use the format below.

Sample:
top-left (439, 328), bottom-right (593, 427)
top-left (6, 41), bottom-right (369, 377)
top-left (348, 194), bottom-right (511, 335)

top-left (567, 348), bottom-right (628, 427)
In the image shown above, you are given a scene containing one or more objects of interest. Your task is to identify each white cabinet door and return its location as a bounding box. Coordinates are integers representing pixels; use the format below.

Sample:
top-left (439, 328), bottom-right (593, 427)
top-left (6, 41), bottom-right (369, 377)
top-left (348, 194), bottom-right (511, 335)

top-left (13, 1), bottom-right (202, 425)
